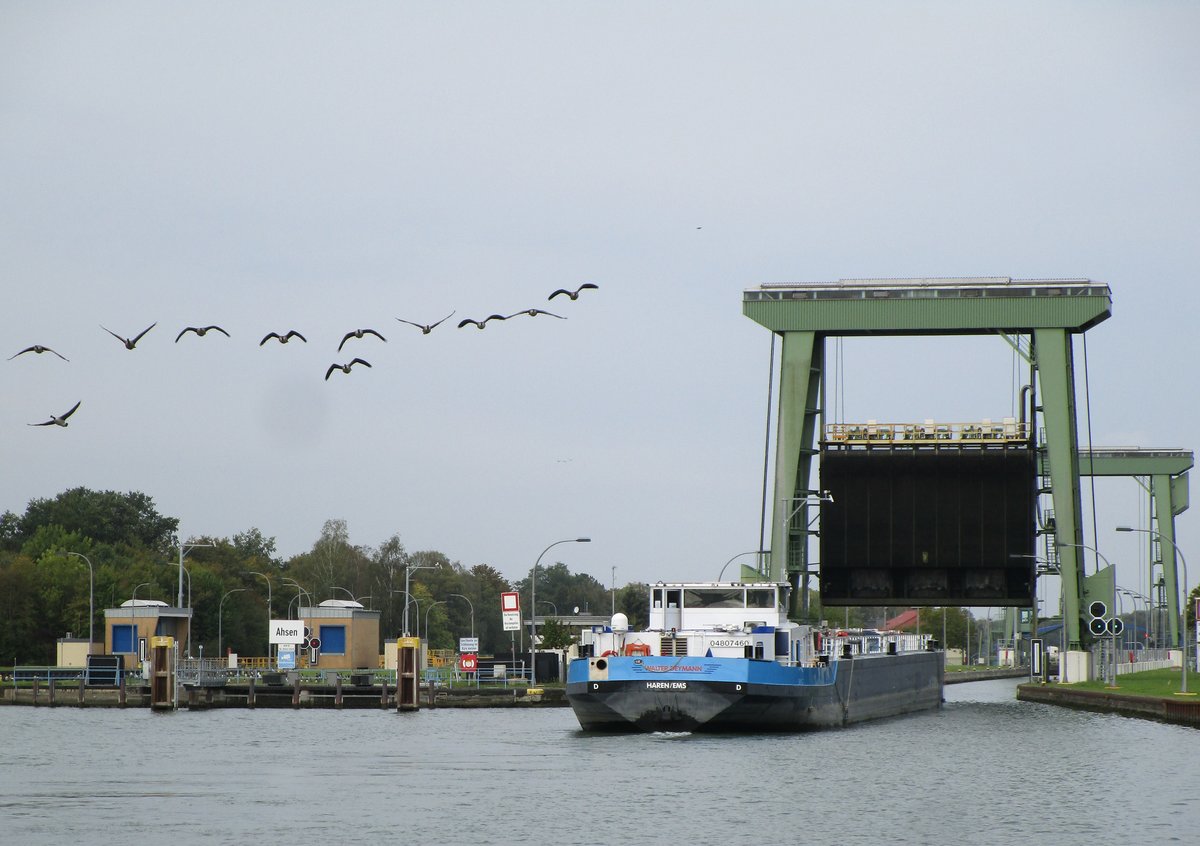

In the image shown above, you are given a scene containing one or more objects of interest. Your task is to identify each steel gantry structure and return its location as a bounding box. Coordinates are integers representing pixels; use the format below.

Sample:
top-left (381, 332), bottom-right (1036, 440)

top-left (743, 277), bottom-right (1113, 651)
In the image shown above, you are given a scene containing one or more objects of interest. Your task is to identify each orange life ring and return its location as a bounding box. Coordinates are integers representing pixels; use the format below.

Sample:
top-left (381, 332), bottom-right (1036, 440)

top-left (624, 643), bottom-right (652, 657)
top-left (600, 650), bottom-right (619, 658)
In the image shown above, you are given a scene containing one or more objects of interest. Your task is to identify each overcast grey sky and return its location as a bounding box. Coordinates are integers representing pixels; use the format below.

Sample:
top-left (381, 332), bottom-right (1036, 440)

top-left (2, 3), bottom-right (1197, 610)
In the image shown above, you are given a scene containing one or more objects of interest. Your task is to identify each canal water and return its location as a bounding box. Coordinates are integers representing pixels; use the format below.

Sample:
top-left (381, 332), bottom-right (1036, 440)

top-left (1, 679), bottom-right (1194, 845)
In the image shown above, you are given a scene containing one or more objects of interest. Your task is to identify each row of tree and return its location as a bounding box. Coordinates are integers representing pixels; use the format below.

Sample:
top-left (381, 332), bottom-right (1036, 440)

top-left (9, 486), bottom-right (1181, 666)
top-left (0, 487), bottom-right (651, 664)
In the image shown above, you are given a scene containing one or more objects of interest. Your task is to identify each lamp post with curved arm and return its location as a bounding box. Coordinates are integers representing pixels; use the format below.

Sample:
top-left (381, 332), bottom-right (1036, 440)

top-left (391, 590), bottom-right (420, 639)
top-left (218, 588), bottom-right (246, 658)
top-left (177, 540), bottom-right (214, 608)
top-left (530, 537), bottom-right (591, 687)
top-left (402, 559), bottom-right (441, 636)
top-left (128, 582), bottom-right (150, 661)
top-left (65, 552), bottom-right (95, 654)
top-left (282, 579), bottom-right (311, 614)
top-left (718, 550), bottom-right (761, 582)
top-left (1118, 526), bottom-right (1191, 695)
top-left (448, 594), bottom-right (475, 640)
top-left (246, 571), bottom-right (272, 618)
top-left (425, 600), bottom-right (446, 647)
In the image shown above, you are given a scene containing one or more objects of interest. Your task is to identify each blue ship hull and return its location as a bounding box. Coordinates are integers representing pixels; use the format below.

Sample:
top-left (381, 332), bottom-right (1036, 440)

top-left (566, 651), bottom-right (944, 732)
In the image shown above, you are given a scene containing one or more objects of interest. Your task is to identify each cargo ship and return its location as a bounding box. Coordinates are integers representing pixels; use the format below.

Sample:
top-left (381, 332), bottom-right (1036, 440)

top-left (565, 581), bottom-right (943, 732)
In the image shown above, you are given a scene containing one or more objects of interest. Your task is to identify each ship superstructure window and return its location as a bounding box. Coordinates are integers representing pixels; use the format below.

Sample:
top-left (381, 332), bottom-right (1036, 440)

top-left (746, 589), bottom-right (776, 609)
top-left (684, 588), bottom-right (744, 608)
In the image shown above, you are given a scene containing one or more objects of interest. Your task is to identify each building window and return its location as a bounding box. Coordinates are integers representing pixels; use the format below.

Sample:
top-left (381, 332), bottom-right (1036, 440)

top-left (319, 625), bottom-right (346, 655)
top-left (113, 624), bottom-right (138, 653)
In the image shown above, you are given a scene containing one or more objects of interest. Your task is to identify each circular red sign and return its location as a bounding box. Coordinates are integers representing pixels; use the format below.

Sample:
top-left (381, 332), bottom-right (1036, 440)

top-left (459, 653), bottom-right (478, 672)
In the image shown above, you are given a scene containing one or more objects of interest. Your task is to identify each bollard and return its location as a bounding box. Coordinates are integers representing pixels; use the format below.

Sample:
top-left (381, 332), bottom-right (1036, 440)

top-left (380, 677), bottom-right (389, 708)
top-left (247, 676), bottom-right (256, 708)
top-left (119, 673), bottom-right (126, 707)
top-left (78, 678), bottom-right (85, 705)
top-left (335, 675), bottom-right (343, 709)
top-left (32, 677), bottom-right (39, 705)
top-left (292, 674), bottom-right (301, 708)
top-left (149, 637), bottom-right (175, 710)
top-left (48, 678), bottom-right (56, 706)
top-left (396, 637), bottom-right (420, 712)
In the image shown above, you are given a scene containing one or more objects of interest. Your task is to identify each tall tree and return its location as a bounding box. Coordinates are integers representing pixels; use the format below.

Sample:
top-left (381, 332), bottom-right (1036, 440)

top-left (17, 487), bottom-right (178, 553)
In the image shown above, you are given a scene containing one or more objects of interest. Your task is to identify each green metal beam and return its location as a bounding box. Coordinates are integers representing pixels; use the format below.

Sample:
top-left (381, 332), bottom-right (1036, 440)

top-left (1154, 474), bottom-right (1183, 645)
top-left (1033, 328), bottom-right (1087, 649)
top-left (1046, 449), bottom-right (1194, 478)
top-left (768, 332), bottom-right (823, 594)
top-left (745, 278), bottom-right (1111, 335)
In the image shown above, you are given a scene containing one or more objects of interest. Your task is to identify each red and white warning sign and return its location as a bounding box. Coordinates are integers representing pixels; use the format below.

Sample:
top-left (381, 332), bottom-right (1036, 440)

top-left (501, 591), bottom-right (521, 632)
top-left (459, 653), bottom-right (478, 672)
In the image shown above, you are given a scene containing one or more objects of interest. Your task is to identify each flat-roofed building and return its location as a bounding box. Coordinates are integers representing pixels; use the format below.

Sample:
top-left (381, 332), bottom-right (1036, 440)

top-left (103, 600), bottom-right (192, 670)
top-left (299, 600), bottom-right (380, 670)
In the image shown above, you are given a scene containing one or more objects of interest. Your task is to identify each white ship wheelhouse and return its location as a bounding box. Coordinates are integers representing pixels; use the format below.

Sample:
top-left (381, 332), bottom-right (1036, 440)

top-left (648, 582), bottom-right (791, 633)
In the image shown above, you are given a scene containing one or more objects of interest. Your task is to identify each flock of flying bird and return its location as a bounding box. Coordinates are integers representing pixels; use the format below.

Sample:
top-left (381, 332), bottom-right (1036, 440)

top-left (12, 283), bottom-right (599, 428)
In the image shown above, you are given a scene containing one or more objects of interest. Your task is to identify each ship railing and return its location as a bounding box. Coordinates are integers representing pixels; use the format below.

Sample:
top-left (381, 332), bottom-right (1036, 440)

top-left (825, 420), bottom-right (1031, 445)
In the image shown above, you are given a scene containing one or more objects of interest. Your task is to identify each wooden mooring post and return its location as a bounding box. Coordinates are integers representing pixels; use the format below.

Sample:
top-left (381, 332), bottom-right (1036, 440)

top-left (396, 637), bottom-right (420, 712)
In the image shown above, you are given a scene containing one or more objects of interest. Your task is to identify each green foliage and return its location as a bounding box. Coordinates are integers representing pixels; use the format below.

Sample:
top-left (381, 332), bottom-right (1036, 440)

top-left (537, 617), bottom-right (576, 651)
top-left (0, 491), bottom-right (667, 667)
top-left (17, 487), bottom-right (178, 553)
top-left (917, 607), bottom-right (972, 652)
top-left (615, 583), bottom-right (648, 629)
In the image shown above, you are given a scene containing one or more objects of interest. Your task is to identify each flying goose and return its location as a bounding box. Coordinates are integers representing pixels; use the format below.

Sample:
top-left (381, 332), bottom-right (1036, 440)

top-left (9, 345), bottom-right (69, 361)
top-left (457, 314), bottom-right (509, 330)
top-left (395, 311), bottom-right (456, 334)
top-left (505, 308), bottom-right (565, 320)
top-left (101, 323), bottom-right (156, 349)
top-left (260, 330), bottom-right (307, 346)
top-left (325, 358), bottom-right (372, 380)
top-left (338, 329), bottom-right (387, 352)
top-left (29, 401), bottom-right (81, 427)
top-left (548, 283), bottom-right (599, 301)
top-left (176, 325), bottom-right (230, 343)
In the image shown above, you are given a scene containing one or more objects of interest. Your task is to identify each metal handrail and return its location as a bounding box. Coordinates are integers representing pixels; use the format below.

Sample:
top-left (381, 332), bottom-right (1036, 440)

top-left (825, 420), bottom-right (1032, 445)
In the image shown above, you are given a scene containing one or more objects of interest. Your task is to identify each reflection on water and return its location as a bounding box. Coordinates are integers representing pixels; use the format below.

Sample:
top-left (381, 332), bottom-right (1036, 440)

top-left (1, 679), bottom-right (1195, 846)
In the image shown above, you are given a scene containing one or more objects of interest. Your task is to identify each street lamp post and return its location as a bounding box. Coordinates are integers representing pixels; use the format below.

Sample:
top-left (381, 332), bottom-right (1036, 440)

top-left (247, 571), bottom-right (272, 618)
top-left (177, 541), bottom-right (214, 607)
top-left (282, 579), bottom-right (312, 613)
top-left (65, 552), bottom-right (95, 655)
top-left (539, 600), bottom-right (558, 617)
top-left (718, 550), bottom-right (761, 582)
top-left (425, 600), bottom-right (446, 646)
top-left (130, 582), bottom-right (150, 662)
top-left (530, 537), bottom-right (591, 688)
top-left (218, 588), bottom-right (246, 659)
top-left (247, 571), bottom-right (273, 663)
top-left (448, 594), bottom-right (475, 640)
top-left (391, 590), bottom-right (420, 639)
top-left (402, 560), bottom-right (440, 636)
top-left (1117, 526), bottom-right (1191, 695)
top-left (161, 561), bottom-right (193, 654)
